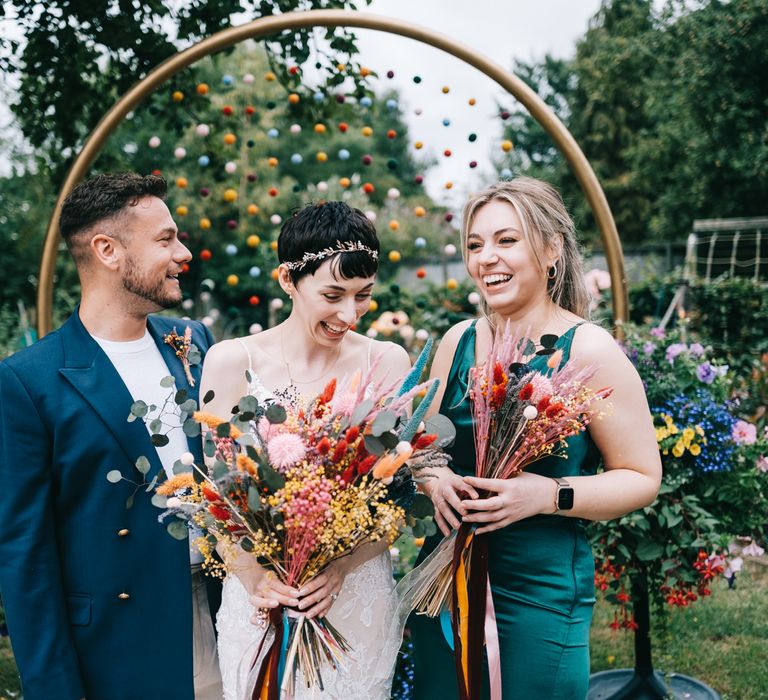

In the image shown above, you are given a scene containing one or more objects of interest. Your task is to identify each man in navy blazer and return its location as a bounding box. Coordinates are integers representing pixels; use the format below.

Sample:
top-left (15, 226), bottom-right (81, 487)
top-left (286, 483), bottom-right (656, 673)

top-left (0, 173), bottom-right (222, 699)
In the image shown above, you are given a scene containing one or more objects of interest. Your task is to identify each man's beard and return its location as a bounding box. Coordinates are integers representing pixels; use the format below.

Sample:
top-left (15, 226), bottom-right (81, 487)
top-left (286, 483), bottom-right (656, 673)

top-left (122, 256), bottom-right (180, 310)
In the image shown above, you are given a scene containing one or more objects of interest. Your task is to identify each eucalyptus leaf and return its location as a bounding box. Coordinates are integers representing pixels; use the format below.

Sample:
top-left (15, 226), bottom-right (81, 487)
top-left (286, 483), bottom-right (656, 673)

top-left (364, 435), bottom-right (386, 456)
top-left (149, 418), bottom-right (163, 434)
top-left (125, 494), bottom-right (135, 510)
top-left (151, 433), bottom-right (170, 448)
top-left (160, 375), bottom-right (175, 388)
top-left (240, 537), bottom-right (255, 553)
top-left (180, 399), bottom-right (197, 413)
top-left (212, 462), bottom-right (229, 480)
top-left (203, 438), bottom-right (216, 458)
top-left (424, 414), bottom-right (456, 447)
top-left (371, 411), bottom-right (397, 437)
top-left (174, 389), bottom-right (188, 405)
top-left (145, 475), bottom-right (158, 492)
top-left (412, 519), bottom-right (426, 538)
top-left (183, 418), bottom-right (201, 438)
top-left (130, 400), bottom-right (148, 418)
top-left (187, 346), bottom-right (202, 366)
top-left (135, 455), bottom-right (151, 475)
top-left (259, 462), bottom-right (285, 491)
top-left (379, 431), bottom-right (399, 449)
top-left (411, 493), bottom-right (435, 518)
top-left (248, 486), bottom-right (262, 512)
top-left (106, 469), bottom-right (123, 483)
top-left (265, 403), bottom-right (287, 424)
top-left (151, 493), bottom-right (168, 508)
top-left (238, 395), bottom-right (258, 413)
top-left (350, 399), bottom-right (374, 425)
top-left (173, 459), bottom-right (191, 475)
top-left (237, 433), bottom-right (256, 447)
top-left (127, 413), bottom-right (137, 423)
top-left (167, 519), bottom-right (188, 541)
top-left (216, 422), bottom-right (231, 438)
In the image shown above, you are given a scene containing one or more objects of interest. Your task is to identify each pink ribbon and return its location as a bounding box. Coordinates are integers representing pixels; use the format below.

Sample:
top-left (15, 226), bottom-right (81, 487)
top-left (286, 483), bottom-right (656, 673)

top-left (484, 577), bottom-right (502, 700)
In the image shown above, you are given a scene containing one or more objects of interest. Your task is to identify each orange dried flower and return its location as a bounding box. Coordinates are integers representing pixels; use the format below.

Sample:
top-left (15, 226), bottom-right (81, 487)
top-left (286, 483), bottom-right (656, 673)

top-left (156, 473), bottom-right (195, 496)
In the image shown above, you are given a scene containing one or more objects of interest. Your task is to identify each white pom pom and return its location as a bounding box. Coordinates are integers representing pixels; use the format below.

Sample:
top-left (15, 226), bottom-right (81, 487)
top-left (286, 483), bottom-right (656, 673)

top-left (166, 497), bottom-right (182, 508)
top-left (396, 441), bottom-right (413, 456)
top-left (180, 452), bottom-right (195, 466)
top-left (523, 405), bottom-right (538, 420)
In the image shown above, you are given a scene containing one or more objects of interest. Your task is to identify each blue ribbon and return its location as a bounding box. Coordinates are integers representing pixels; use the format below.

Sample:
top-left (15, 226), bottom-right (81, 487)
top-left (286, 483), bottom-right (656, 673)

top-left (440, 609), bottom-right (454, 651)
top-left (276, 610), bottom-right (290, 687)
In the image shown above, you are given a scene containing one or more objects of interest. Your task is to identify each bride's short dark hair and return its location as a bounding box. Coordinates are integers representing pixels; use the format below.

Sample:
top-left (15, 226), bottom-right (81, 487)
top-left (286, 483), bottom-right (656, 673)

top-left (278, 201), bottom-right (380, 283)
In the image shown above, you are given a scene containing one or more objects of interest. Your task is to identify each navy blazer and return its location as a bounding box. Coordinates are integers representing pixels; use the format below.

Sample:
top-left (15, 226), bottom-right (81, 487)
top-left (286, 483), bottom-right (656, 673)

top-left (0, 308), bottom-right (218, 700)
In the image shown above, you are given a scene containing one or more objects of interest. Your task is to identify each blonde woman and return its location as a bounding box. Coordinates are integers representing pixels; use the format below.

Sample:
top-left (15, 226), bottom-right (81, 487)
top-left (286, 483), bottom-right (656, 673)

top-left (411, 178), bottom-right (661, 699)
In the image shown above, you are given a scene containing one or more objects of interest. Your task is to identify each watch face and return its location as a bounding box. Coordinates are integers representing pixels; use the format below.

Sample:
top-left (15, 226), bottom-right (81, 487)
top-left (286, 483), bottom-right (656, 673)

top-left (557, 487), bottom-right (575, 510)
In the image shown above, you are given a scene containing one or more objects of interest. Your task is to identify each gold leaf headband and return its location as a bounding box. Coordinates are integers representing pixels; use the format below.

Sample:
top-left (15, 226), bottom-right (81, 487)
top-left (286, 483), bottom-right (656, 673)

top-left (282, 240), bottom-right (379, 271)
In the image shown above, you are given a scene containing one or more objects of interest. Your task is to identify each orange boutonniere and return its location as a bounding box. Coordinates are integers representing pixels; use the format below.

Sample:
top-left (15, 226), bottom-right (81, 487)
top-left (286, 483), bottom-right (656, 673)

top-left (164, 326), bottom-right (201, 387)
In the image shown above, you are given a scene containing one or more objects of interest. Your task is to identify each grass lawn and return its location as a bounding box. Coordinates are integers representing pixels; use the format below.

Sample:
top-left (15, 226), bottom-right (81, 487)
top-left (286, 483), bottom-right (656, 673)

top-left (1, 556), bottom-right (765, 699)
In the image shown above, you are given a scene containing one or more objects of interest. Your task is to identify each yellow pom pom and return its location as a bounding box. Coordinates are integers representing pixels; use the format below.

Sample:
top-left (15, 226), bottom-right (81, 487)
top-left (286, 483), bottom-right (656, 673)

top-left (446, 278), bottom-right (458, 290)
top-left (314, 123), bottom-right (327, 134)
top-left (175, 177), bottom-right (188, 188)
top-left (270, 240), bottom-right (278, 251)
top-left (175, 205), bottom-right (188, 216)
top-left (444, 181), bottom-right (453, 190)
top-left (223, 188), bottom-right (238, 202)
top-left (501, 140), bottom-right (513, 152)
top-left (360, 66), bottom-right (371, 77)
top-left (339, 177), bottom-right (351, 188)
top-left (270, 268), bottom-right (279, 280)
top-left (316, 151), bottom-right (328, 163)
top-left (227, 274), bottom-right (239, 286)
top-left (265, 72), bottom-right (276, 82)
top-left (199, 217), bottom-right (211, 230)
top-left (414, 141), bottom-right (423, 150)
top-left (196, 83), bottom-right (209, 95)
top-left (223, 133), bottom-right (236, 145)
top-left (172, 91), bottom-right (184, 102)
top-left (288, 93), bottom-right (300, 104)
top-left (267, 157), bottom-right (278, 168)
top-left (388, 250), bottom-right (402, 263)
top-left (247, 235), bottom-right (261, 248)
top-left (388, 220), bottom-right (400, 231)
top-left (247, 204), bottom-right (259, 215)
top-left (441, 86), bottom-right (450, 94)
top-left (369, 299), bottom-right (379, 312)
top-left (414, 206), bottom-right (426, 217)
top-left (361, 126), bottom-right (373, 137)
top-left (468, 97), bottom-right (476, 106)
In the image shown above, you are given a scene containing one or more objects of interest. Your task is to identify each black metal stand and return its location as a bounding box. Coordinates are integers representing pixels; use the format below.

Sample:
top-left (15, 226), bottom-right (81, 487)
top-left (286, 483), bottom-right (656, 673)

top-left (588, 568), bottom-right (721, 700)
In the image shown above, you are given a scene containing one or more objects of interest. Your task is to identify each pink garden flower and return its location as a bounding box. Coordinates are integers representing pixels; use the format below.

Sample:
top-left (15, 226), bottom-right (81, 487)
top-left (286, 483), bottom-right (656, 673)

top-left (731, 420), bottom-right (757, 446)
top-left (757, 455), bottom-right (768, 473)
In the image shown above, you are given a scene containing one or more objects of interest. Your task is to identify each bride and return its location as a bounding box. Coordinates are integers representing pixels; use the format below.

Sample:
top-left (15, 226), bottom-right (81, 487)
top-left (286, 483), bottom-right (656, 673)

top-left (199, 201), bottom-right (411, 699)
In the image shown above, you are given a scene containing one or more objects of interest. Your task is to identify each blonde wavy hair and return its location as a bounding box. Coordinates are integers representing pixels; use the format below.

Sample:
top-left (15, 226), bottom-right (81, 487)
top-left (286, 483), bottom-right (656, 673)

top-left (460, 177), bottom-right (591, 322)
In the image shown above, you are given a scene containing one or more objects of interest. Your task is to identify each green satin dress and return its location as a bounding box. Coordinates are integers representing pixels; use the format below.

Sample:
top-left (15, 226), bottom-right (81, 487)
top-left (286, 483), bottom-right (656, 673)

top-left (411, 321), bottom-right (599, 700)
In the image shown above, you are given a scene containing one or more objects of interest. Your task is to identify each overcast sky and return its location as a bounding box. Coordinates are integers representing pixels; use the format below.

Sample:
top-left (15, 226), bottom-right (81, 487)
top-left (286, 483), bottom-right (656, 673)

top-left (354, 0), bottom-right (603, 204)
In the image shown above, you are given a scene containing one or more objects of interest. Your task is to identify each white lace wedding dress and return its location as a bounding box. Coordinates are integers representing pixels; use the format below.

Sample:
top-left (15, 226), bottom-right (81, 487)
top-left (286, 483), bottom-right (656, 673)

top-left (217, 341), bottom-right (399, 699)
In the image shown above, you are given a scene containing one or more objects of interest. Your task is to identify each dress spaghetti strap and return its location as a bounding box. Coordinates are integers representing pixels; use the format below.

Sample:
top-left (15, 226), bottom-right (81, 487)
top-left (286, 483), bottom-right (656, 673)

top-left (367, 336), bottom-right (374, 371)
top-left (235, 337), bottom-right (254, 375)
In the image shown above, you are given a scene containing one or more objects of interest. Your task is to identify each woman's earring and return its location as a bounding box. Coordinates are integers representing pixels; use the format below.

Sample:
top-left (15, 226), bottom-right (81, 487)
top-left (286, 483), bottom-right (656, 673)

top-left (547, 262), bottom-right (558, 280)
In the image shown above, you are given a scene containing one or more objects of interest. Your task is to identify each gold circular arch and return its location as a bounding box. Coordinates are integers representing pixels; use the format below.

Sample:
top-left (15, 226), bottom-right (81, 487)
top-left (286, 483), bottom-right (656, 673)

top-left (37, 9), bottom-right (627, 337)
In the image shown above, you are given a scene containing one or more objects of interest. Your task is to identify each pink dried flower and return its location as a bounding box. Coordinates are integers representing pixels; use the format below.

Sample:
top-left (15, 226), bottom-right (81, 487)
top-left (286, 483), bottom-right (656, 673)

top-left (267, 432), bottom-right (307, 471)
top-left (529, 374), bottom-right (553, 404)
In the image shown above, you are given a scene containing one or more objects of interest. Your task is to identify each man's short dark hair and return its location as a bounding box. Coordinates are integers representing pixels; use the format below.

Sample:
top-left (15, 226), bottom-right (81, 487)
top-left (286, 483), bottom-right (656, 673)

top-left (278, 201), bottom-right (380, 283)
top-left (59, 173), bottom-right (167, 264)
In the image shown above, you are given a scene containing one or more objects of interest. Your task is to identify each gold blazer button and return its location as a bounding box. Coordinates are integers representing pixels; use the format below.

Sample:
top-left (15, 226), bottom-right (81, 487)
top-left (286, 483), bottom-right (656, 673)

top-left (117, 529), bottom-right (130, 537)
top-left (118, 592), bottom-right (130, 600)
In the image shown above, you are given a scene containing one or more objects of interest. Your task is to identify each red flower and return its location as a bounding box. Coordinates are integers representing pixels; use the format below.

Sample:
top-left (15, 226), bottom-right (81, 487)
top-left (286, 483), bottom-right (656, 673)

top-left (341, 466), bottom-right (355, 484)
top-left (202, 485), bottom-right (219, 502)
top-left (413, 433), bottom-right (438, 450)
top-left (317, 437), bottom-right (331, 455)
top-left (318, 378), bottom-right (337, 405)
top-left (357, 454), bottom-right (377, 475)
top-left (209, 504), bottom-right (231, 521)
top-left (518, 383), bottom-right (534, 401)
top-left (345, 426), bottom-right (360, 443)
top-left (332, 440), bottom-right (349, 463)
top-left (492, 362), bottom-right (505, 385)
top-left (491, 384), bottom-right (507, 409)
top-left (536, 396), bottom-right (551, 411)
top-left (545, 402), bottom-right (565, 419)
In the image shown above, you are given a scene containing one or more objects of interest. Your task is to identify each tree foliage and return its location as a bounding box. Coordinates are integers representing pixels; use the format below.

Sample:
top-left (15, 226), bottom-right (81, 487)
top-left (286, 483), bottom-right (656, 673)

top-left (501, 0), bottom-right (768, 245)
top-left (0, 0), bottom-right (372, 181)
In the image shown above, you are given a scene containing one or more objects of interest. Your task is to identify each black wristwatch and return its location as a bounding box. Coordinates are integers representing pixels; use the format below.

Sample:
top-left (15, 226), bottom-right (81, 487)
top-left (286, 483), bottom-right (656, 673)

top-left (553, 477), bottom-right (574, 512)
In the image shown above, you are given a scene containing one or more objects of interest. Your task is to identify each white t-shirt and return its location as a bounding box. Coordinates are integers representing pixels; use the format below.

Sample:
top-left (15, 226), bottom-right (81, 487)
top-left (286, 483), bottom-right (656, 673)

top-left (92, 329), bottom-right (202, 563)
